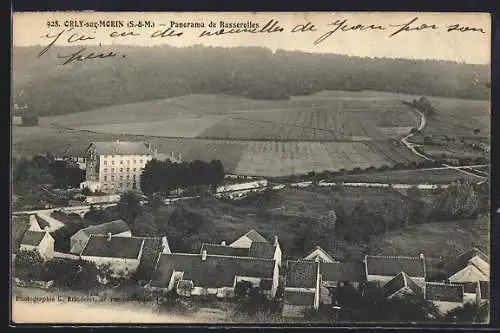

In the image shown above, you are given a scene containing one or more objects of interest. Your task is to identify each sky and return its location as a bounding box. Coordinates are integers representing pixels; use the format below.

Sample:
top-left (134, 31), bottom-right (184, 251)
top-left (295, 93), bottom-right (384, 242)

top-left (13, 11), bottom-right (491, 65)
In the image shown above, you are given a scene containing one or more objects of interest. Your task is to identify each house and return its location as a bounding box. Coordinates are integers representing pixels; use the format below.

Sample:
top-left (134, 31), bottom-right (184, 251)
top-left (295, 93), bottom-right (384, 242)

top-left (461, 281), bottom-right (489, 305)
top-left (383, 271), bottom-right (424, 299)
top-left (444, 248), bottom-right (489, 283)
top-left (229, 229), bottom-right (269, 249)
top-left (70, 219), bottom-right (131, 255)
top-left (80, 234), bottom-right (145, 278)
top-left (321, 262), bottom-right (365, 289)
top-left (201, 234), bottom-right (282, 266)
top-left (150, 250), bottom-right (279, 299)
top-left (20, 227), bottom-right (55, 260)
top-left (282, 260), bottom-right (321, 318)
top-left (364, 254), bottom-right (426, 287)
top-left (424, 282), bottom-right (464, 314)
top-left (303, 246), bottom-right (338, 263)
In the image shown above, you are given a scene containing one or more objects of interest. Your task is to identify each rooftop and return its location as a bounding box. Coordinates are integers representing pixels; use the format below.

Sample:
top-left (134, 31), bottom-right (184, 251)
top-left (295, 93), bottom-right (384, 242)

top-left (383, 271), bottom-right (423, 298)
top-left (242, 229), bottom-right (269, 243)
top-left (89, 141), bottom-right (152, 156)
top-left (444, 247), bottom-right (489, 278)
top-left (20, 230), bottom-right (47, 246)
top-left (425, 282), bottom-right (464, 303)
top-left (150, 253), bottom-right (275, 289)
top-left (285, 260), bottom-right (318, 288)
top-left (200, 243), bottom-right (249, 257)
top-left (79, 220), bottom-right (130, 237)
top-left (248, 242), bottom-right (276, 259)
top-left (365, 255), bottom-right (425, 278)
top-left (321, 262), bottom-right (365, 282)
top-left (304, 245), bottom-right (336, 263)
top-left (81, 235), bottom-right (144, 259)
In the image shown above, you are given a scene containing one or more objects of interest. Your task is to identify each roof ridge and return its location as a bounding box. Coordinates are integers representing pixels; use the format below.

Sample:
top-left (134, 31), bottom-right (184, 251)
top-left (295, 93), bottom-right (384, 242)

top-left (367, 255), bottom-right (421, 260)
top-left (207, 254), bottom-right (275, 261)
top-left (425, 281), bottom-right (463, 287)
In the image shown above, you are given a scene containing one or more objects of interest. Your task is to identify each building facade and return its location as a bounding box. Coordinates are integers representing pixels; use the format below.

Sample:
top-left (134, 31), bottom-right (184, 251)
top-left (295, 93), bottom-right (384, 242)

top-left (84, 141), bottom-right (155, 194)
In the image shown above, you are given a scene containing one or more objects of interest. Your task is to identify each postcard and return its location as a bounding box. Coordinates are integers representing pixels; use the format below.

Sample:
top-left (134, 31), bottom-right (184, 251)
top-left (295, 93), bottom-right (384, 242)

top-left (11, 11), bottom-right (491, 324)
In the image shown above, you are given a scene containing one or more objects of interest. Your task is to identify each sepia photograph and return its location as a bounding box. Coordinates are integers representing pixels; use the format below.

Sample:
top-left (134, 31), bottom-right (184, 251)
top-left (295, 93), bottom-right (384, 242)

top-left (11, 11), bottom-right (491, 324)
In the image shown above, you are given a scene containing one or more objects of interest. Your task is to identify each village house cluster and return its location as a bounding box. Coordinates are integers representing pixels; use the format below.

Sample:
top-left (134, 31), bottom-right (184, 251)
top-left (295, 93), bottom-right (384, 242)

top-left (19, 214), bottom-right (490, 318)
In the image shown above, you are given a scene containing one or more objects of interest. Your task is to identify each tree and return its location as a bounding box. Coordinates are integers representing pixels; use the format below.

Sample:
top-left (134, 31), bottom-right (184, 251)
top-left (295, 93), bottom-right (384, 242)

top-left (319, 210), bottom-right (337, 229)
top-left (437, 180), bottom-right (480, 220)
top-left (117, 191), bottom-right (142, 225)
top-left (132, 211), bottom-right (159, 237)
top-left (14, 250), bottom-right (45, 280)
top-left (444, 302), bottom-right (489, 323)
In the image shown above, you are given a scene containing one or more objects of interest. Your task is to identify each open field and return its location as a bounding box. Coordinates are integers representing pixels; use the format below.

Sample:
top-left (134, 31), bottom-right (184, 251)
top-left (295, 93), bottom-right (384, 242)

top-left (13, 91), bottom-right (489, 177)
top-left (334, 168), bottom-right (484, 185)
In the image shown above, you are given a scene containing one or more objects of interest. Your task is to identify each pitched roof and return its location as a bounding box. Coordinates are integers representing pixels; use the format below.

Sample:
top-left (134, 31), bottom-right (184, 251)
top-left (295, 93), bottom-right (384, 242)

top-left (20, 231), bottom-right (47, 246)
top-left (135, 237), bottom-right (164, 280)
top-left (81, 235), bottom-right (144, 259)
top-left (304, 246), bottom-right (336, 262)
top-left (365, 255), bottom-right (425, 278)
top-left (33, 215), bottom-right (51, 229)
top-left (286, 260), bottom-right (318, 288)
top-left (79, 220), bottom-right (130, 237)
top-left (425, 283), bottom-right (464, 303)
top-left (383, 271), bottom-right (423, 298)
top-left (150, 253), bottom-right (275, 289)
top-left (200, 243), bottom-right (249, 257)
top-left (283, 289), bottom-right (315, 306)
top-left (248, 242), bottom-right (276, 259)
top-left (89, 141), bottom-right (152, 155)
top-left (444, 248), bottom-right (489, 277)
top-left (321, 262), bottom-right (365, 282)
top-left (243, 229), bottom-right (268, 243)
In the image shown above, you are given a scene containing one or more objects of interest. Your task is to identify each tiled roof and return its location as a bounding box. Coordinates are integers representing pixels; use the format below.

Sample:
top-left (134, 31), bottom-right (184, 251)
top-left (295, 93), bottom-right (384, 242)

top-left (444, 248), bottom-right (489, 277)
top-left (20, 231), bottom-right (46, 246)
top-left (90, 141), bottom-right (152, 155)
top-left (81, 235), bottom-right (144, 259)
top-left (283, 289), bottom-right (315, 306)
top-left (201, 243), bottom-right (249, 257)
top-left (79, 220), bottom-right (130, 237)
top-left (383, 272), bottom-right (423, 298)
top-left (321, 262), bottom-right (365, 282)
top-left (425, 283), bottom-right (464, 303)
top-left (135, 237), bottom-right (163, 280)
top-left (244, 229), bottom-right (268, 243)
top-left (150, 253), bottom-right (275, 289)
top-left (365, 255), bottom-right (425, 278)
top-left (286, 260), bottom-right (317, 288)
top-left (248, 242), bottom-right (276, 259)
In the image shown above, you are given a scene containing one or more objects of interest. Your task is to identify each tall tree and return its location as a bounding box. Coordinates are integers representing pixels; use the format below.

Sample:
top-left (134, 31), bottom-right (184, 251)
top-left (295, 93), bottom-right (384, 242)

top-left (117, 191), bottom-right (142, 225)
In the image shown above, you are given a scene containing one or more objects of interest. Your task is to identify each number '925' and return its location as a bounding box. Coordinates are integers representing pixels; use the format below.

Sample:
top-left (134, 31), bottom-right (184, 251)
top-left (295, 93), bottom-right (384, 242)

top-left (46, 20), bottom-right (60, 28)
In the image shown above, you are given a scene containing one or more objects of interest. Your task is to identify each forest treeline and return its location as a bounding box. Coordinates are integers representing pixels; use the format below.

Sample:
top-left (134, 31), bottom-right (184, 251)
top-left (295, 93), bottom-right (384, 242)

top-left (12, 45), bottom-right (490, 116)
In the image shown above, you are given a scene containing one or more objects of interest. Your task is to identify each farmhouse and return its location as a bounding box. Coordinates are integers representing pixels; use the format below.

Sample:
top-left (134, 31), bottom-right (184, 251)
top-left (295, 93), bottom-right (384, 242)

top-left (424, 282), bottom-right (464, 314)
top-left (282, 260), bottom-right (320, 318)
top-left (364, 254), bottom-right (426, 287)
top-left (70, 219), bottom-right (131, 255)
top-left (321, 262), bottom-right (365, 289)
top-left (303, 246), bottom-right (338, 263)
top-left (19, 227), bottom-right (55, 260)
top-left (150, 250), bottom-right (279, 299)
top-left (444, 247), bottom-right (489, 283)
top-left (80, 234), bottom-right (145, 278)
top-left (383, 271), bottom-right (424, 299)
top-left (201, 235), bottom-right (282, 266)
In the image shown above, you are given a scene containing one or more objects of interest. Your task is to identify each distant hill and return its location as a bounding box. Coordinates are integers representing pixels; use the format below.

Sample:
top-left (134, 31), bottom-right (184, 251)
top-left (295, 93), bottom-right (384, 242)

top-left (12, 45), bottom-right (490, 117)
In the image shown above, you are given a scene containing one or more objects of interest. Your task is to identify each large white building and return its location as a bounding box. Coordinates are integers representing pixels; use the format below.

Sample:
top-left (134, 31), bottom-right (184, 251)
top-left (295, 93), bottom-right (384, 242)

top-left (81, 140), bottom-right (181, 194)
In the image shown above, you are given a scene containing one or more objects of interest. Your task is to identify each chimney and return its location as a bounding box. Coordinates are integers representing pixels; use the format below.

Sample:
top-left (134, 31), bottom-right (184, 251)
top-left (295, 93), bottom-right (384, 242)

top-left (475, 281), bottom-right (481, 304)
top-left (202, 250), bottom-right (207, 261)
top-left (274, 235), bottom-right (279, 246)
top-left (106, 232), bottom-right (112, 241)
top-left (171, 151), bottom-right (174, 161)
top-left (419, 253), bottom-right (425, 260)
top-left (313, 258), bottom-right (321, 310)
top-left (178, 153), bottom-right (182, 162)
top-left (221, 241), bottom-right (226, 246)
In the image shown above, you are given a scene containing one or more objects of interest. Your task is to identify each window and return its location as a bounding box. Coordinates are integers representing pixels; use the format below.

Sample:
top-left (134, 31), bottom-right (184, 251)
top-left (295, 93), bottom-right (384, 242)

top-left (104, 161), bottom-right (107, 166)
top-left (120, 175), bottom-right (123, 180)
top-left (133, 168), bottom-right (136, 172)
top-left (104, 168), bottom-right (108, 172)
top-left (119, 183), bottom-right (123, 187)
top-left (140, 159), bottom-right (143, 164)
top-left (126, 175), bottom-right (130, 180)
top-left (104, 176), bottom-right (107, 181)
top-left (120, 168), bottom-right (123, 172)
top-left (120, 160), bottom-right (123, 165)
top-left (111, 168), bottom-right (115, 172)
top-left (126, 167), bottom-right (130, 172)
top-left (111, 175), bottom-right (115, 180)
